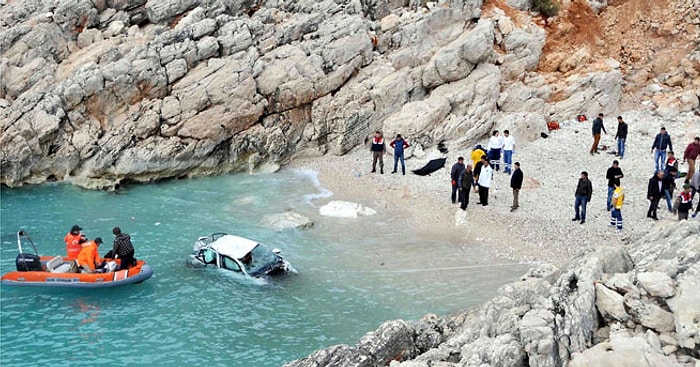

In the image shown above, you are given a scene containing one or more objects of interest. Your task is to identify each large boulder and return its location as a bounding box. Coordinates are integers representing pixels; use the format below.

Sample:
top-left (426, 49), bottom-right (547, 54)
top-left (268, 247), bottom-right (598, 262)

top-left (636, 271), bottom-right (675, 298)
top-left (569, 330), bottom-right (682, 367)
top-left (595, 283), bottom-right (630, 322)
top-left (666, 263), bottom-right (700, 350)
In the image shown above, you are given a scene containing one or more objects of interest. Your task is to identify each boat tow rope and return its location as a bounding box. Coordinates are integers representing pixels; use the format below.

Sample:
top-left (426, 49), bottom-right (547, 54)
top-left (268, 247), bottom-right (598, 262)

top-left (308, 262), bottom-right (532, 274)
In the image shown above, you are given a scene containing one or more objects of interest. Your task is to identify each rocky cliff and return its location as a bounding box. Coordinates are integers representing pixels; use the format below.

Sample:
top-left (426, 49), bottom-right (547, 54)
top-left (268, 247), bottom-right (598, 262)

top-left (284, 221), bottom-right (700, 367)
top-left (3, 0), bottom-right (696, 189)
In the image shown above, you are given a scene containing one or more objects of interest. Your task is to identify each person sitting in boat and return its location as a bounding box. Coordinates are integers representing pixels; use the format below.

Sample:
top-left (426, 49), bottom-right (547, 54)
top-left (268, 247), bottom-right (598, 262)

top-left (76, 237), bottom-right (106, 273)
top-left (64, 225), bottom-right (84, 260)
top-left (112, 227), bottom-right (135, 270)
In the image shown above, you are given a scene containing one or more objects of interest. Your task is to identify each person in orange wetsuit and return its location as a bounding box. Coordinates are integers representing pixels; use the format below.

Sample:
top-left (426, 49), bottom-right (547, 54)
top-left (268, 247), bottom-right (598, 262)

top-left (76, 237), bottom-right (105, 272)
top-left (64, 225), bottom-right (84, 260)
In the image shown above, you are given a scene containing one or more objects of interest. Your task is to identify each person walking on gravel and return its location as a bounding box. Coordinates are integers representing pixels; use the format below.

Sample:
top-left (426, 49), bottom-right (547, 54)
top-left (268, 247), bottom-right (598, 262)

top-left (590, 113), bottom-right (607, 155)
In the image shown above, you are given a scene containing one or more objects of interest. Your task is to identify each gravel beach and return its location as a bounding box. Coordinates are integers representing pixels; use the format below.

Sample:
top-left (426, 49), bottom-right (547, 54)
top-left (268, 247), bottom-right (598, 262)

top-left (291, 111), bottom-right (699, 266)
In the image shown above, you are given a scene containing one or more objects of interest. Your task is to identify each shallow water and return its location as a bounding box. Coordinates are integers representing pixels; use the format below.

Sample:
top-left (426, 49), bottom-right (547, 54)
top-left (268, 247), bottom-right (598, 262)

top-left (0, 170), bottom-right (528, 366)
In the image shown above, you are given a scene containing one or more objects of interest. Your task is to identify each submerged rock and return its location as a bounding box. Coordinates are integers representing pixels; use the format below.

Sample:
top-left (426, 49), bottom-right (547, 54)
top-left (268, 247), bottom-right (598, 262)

top-left (260, 211), bottom-right (314, 231)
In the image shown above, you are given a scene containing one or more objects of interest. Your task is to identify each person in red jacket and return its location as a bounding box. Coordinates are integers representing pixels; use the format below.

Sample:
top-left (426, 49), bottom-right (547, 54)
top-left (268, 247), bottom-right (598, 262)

top-left (683, 136), bottom-right (700, 184)
top-left (64, 225), bottom-right (84, 260)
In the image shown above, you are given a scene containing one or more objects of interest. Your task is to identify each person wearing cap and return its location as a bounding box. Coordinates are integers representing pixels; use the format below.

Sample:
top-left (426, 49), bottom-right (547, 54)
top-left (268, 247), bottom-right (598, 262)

top-left (64, 225), bottom-right (84, 260)
top-left (77, 237), bottom-right (105, 272)
top-left (651, 127), bottom-right (673, 173)
top-left (112, 227), bottom-right (135, 270)
top-left (614, 116), bottom-right (628, 158)
top-left (682, 136), bottom-right (700, 184)
top-left (677, 184), bottom-right (694, 220)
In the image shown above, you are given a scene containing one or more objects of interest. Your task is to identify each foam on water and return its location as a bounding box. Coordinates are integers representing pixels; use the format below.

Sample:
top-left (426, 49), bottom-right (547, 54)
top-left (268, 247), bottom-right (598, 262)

top-left (294, 168), bottom-right (334, 205)
top-left (1, 171), bottom-right (528, 366)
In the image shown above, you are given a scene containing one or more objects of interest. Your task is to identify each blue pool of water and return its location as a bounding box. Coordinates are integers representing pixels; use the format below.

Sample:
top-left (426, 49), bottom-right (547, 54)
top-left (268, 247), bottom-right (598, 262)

top-left (1, 170), bottom-right (528, 366)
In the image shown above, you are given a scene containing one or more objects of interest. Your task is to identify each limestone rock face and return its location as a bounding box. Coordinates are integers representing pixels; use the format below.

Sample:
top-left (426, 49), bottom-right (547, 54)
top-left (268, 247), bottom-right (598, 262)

top-left (1, 0), bottom-right (621, 189)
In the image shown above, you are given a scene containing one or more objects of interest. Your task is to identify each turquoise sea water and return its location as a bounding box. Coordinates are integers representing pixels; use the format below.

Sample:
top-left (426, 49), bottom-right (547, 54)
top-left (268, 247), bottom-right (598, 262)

top-left (1, 170), bottom-right (528, 366)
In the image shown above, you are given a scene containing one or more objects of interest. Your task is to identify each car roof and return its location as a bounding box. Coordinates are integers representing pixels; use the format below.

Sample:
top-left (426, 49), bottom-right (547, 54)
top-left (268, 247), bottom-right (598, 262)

top-left (210, 235), bottom-right (259, 259)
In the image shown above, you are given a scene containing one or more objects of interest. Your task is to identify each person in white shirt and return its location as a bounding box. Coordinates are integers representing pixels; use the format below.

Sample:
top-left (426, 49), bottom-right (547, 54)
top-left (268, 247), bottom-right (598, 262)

top-left (502, 130), bottom-right (516, 174)
top-left (477, 160), bottom-right (493, 206)
top-left (487, 130), bottom-right (503, 172)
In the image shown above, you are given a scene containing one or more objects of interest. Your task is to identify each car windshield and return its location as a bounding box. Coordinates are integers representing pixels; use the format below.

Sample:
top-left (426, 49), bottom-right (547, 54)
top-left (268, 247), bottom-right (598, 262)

top-left (245, 244), bottom-right (279, 274)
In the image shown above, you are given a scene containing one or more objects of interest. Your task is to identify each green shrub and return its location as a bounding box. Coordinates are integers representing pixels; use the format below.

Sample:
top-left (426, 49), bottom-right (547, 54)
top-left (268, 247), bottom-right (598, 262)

top-left (533, 0), bottom-right (560, 17)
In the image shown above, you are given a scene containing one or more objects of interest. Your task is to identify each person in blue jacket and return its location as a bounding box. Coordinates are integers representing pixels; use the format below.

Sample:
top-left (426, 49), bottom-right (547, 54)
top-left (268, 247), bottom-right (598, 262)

top-left (390, 134), bottom-right (410, 175)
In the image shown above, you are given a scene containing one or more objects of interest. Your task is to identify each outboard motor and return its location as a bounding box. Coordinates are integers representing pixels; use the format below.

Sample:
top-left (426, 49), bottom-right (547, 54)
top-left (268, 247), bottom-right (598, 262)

top-left (16, 253), bottom-right (41, 272)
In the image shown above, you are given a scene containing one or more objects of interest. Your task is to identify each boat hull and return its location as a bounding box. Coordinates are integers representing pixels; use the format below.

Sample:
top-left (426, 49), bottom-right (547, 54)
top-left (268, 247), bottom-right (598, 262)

top-left (1, 260), bottom-right (153, 288)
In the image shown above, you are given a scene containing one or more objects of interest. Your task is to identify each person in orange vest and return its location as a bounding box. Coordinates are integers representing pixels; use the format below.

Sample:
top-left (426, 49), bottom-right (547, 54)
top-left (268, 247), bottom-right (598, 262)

top-left (76, 237), bottom-right (105, 272)
top-left (64, 225), bottom-right (84, 260)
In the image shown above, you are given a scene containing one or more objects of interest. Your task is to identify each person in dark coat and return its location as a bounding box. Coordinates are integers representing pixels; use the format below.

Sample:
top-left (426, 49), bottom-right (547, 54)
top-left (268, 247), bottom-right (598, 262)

top-left (458, 164), bottom-right (474, 210)
top-left (606, 160), bottom-right (624, 211)
top-left (573, 171), bottom-right (593, 224)
top-left (647, 170), bottom-right (666, 220)
top-left (510, 162), bottom-right (524, 211)
top-left (112, 227), bottom-right (136, 269)
top-left (615, 116), bottom-right (628, 158)
top-left (590, 113), bottom-right (607, 155)
top-left (450, 157), bottom-right (466, 204)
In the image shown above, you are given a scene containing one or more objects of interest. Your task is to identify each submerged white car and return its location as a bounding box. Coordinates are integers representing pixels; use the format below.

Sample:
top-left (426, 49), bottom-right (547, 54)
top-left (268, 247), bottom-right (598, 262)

top-left (189, 233), bottom-right (292, 277)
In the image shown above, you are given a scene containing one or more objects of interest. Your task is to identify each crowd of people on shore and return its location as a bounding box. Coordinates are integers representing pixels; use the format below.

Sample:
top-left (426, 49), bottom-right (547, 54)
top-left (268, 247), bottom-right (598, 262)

top-left (64, 225), bottom-right (136, 273)
top-left (367, 116), bottom-right (700, 232)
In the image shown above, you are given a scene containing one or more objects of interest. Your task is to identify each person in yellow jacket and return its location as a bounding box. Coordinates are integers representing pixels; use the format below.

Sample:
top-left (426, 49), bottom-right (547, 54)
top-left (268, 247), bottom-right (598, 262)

top-left (471, 144), bottom-right (487, 167)
top-left (76, 237), bottom-right (105, 272)
top-left (610, 183), bottom-right (624, 231)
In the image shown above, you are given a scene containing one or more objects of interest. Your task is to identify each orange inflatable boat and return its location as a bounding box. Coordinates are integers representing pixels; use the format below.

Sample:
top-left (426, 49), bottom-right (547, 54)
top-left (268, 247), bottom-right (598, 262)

top-left (1, 230), bottom-right (153, 289)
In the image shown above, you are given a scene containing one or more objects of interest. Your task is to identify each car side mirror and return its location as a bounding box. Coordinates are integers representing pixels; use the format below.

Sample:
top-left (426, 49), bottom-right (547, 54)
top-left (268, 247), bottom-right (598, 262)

top-left (272, 248), bottom-right (281, 254)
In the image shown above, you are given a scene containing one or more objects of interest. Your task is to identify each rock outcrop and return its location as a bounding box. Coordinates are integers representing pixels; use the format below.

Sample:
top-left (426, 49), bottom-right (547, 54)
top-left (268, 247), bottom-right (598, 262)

top-left (285, 220), bottom-right (700, 367)
top-left (4, 0), bottom-right (675, 189)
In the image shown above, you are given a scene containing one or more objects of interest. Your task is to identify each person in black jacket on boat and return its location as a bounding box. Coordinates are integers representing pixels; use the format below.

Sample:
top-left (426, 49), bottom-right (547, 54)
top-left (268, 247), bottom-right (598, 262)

top-left (112, 227), bottom-right (135, 270)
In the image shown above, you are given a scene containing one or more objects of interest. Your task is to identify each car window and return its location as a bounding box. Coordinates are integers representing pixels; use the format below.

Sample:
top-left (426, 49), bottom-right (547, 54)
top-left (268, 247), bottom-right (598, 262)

top-left (203, 249), bottom-right (217, 264)
top-left (221, 256), bottom-right (242, 272)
